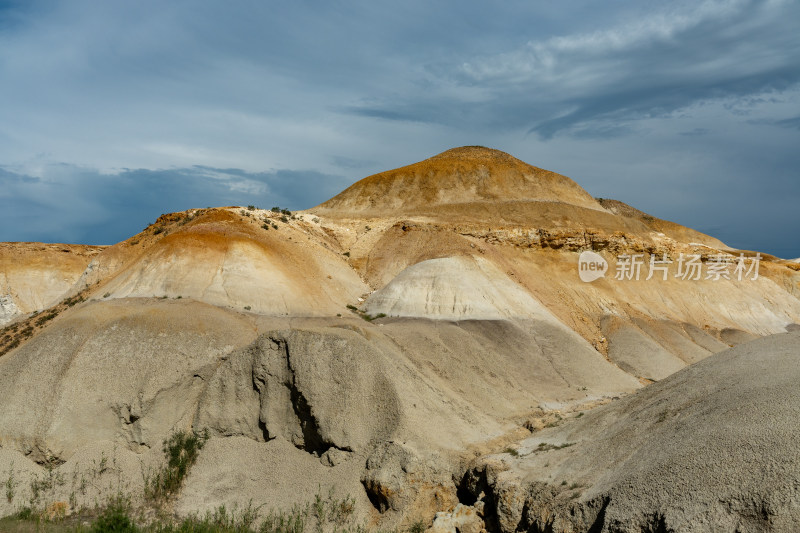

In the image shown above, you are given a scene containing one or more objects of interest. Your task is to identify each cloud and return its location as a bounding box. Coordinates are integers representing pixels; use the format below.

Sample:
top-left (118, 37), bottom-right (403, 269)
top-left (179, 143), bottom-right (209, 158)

top-left (0, 164), bottom-right (350, 245)
top-left (347, 0), bottom-right (800, 139)
top-left (679, 128), bottom-right (710, 137)
top-left (0, 0), bottom-right (798, 258)
top-left (768, 116), bottom-right (800, 130)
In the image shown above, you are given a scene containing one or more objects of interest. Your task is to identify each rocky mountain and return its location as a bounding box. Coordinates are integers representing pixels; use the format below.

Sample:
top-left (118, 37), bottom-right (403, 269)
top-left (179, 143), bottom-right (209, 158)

top-left (0, 146), bottom-right (798, 531)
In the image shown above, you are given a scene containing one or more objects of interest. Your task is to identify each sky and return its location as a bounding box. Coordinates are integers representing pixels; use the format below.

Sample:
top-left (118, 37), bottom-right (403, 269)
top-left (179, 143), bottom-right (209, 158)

top-left (0, 0), bottom-right (798, 258)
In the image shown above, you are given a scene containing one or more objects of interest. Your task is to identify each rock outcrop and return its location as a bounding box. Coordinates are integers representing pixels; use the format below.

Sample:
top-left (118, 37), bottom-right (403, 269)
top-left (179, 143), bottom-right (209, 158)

top-left (463, 330), bottom-right (800, 532)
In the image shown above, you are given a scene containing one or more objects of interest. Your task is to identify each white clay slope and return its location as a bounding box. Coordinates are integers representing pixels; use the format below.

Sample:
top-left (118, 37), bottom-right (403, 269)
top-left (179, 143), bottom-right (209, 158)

top-left (363, 255), bottom-right (562, 322)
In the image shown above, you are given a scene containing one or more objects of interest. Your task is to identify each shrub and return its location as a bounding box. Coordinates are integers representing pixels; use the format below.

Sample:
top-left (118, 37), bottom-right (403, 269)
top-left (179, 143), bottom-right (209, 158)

top-left (15, 507), bottom-right (35, 520)
top-left (145, 429), bottom-right (208, 504)
top-left (92, 495), bottom-right (137, 532)
top-left (35, 311), bottom-right (58, 326)
top-left (409, 519), bottom-right (427, 533)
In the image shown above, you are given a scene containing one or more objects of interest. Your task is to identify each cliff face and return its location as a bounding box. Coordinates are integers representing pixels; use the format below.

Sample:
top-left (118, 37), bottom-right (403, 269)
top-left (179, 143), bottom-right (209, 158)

top-left (0, 147), bottom-right (798, 529)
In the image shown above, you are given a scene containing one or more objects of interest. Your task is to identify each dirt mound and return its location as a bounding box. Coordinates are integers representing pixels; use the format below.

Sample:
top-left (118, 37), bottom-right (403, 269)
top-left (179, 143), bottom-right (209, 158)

top-left (465, 330), bottom-right (800, 532)
top-left (315, 146), bottom-right (603, 215)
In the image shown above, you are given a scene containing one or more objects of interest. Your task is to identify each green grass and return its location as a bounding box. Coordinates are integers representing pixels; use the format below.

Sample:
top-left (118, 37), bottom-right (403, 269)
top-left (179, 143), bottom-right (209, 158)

top-left (2, 429), bottom-right (374, 533)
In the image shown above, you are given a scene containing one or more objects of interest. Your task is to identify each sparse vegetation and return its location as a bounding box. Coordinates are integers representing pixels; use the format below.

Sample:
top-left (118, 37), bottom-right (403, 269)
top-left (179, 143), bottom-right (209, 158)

top-left (535, 442), bottom-right (574, 453)
top-left (408, 519), bottom-right (426, 533)
top-left (35, 311), bottom-right (59, 327)
top-left (5, 462), bottom-right (15, 503)
top-left (144, 429), bottom-right (208, 505)
top-left (504, 448), bottom-right (520, 457)
top-left (1, 288), bottom-right (92, 357)
top-left (345, 305), bottom-right (386, 322)
top-left (5, 470), bottom-right (364, 533)
top-left (91, 495), bottom-right (137, 532)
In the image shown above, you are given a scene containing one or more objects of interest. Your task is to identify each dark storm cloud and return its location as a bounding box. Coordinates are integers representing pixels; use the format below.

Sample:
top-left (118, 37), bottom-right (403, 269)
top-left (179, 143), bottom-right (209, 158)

top-left (0, 164), bottom-right (349, 245)
top-left (769, 116), bottom-right (800, 130)
top-left (0, 0), bottom-right (798, 257)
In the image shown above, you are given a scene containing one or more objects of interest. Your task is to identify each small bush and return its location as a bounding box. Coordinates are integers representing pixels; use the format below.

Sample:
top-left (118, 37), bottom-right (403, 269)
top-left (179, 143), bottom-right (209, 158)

top-left (409, 519), bottom-right (427, 533)
top-left (503, 447), bottom-right (519, 457)
top-left (145, 429), bottom-right (208, 504)
top-left (15, 507), bottom-right (35, 520)
top-left (35, 311), bottom-right (58, 326)
top-left (247, 205), bottom-right (256, 211)
top-left (92, 495), bottom-right (137, 532)
top-left (280, 216), bottom-right (289, 223)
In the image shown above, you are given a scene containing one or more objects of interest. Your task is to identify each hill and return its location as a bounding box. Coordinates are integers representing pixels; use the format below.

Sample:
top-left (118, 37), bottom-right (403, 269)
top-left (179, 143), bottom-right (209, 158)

top-left (0, 147), bottom-right (798, 530)
top-left (465, 330), bottom-right (800, 532)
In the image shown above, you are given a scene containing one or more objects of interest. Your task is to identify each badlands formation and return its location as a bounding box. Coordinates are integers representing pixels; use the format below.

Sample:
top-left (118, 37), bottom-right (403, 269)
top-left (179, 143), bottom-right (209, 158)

top-left (1, 146), bottom-right (799, 531)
